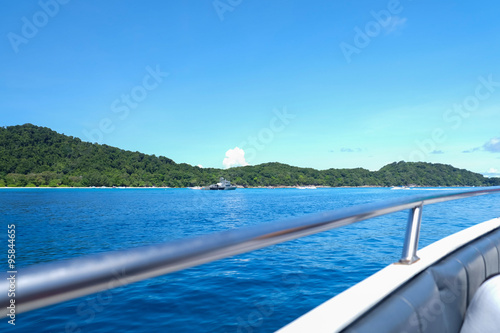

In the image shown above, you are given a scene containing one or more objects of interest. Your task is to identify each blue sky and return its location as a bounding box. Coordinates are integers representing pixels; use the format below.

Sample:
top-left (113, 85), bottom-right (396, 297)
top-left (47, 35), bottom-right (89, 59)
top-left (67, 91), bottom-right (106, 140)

top-left (1, 0), bottom-right (500, 176)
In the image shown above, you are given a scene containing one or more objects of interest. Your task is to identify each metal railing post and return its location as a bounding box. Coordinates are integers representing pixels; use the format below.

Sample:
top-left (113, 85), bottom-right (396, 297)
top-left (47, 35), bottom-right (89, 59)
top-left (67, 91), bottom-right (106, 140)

top-left (399, 203), bottom-right (423, 264)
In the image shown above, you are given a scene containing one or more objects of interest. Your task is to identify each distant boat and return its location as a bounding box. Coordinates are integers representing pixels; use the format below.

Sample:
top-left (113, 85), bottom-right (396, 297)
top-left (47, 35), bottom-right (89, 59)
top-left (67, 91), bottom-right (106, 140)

top-left (391, 186), bottom-right (410, 190)
top-left (297, 186), bottom-right (317, 190)
top-left (203, 177), bottom-right (236, 190)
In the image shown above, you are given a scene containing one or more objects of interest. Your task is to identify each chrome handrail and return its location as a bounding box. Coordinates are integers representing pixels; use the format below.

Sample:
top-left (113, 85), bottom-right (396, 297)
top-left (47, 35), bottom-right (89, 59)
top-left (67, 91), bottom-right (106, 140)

top-left (2, 186), bottom-right (500, 316)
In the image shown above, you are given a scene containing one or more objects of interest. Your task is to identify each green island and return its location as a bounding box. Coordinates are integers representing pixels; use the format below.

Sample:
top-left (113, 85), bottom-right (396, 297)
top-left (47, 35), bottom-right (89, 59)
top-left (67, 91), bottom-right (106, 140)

top-left (1, 124), bottom-right (499, 188)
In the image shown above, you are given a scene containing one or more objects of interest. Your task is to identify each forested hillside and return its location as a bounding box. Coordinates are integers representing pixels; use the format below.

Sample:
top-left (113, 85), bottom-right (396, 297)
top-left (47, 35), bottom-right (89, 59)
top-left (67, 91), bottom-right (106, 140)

top-left (1, 124), bottom-right (498, 187)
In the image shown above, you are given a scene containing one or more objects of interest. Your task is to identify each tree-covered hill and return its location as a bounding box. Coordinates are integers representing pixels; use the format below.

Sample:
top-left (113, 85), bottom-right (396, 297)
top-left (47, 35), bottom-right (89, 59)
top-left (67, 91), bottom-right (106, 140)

top-left (375, 162), bottom-right (491, 187)
top-left (0, 124), bottom-right (499, 187)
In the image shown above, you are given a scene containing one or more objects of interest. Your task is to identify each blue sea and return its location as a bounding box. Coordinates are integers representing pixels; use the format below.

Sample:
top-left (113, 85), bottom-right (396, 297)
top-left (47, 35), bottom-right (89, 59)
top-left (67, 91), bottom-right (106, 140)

top-left (1, 187), bottom-right (499, 332)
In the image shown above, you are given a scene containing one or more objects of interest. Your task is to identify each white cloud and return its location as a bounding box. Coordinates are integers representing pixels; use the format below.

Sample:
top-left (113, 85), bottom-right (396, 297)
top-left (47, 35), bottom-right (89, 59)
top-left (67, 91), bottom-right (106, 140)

top-left (463, 137), bottom-right (500, 154)
top-left (384, 16), bottom-right (407, 35)
top-left (463, 147), bottom-right (480, 153)
top-left (484, 137), bottom-right (500, 153)
top-left (483, 167), bottom-right (500, 178)
top-left (340, 147), bottom-right (362, 153)
top-left (222, 147), bottom-right (249, 169)
top-left (196, 164), bottom-right (203, 168)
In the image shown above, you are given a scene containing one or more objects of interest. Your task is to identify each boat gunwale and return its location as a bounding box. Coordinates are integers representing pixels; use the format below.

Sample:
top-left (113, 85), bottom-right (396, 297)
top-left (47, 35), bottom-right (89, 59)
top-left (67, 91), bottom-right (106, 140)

top-left (277, 216), bottom-right (500, 332)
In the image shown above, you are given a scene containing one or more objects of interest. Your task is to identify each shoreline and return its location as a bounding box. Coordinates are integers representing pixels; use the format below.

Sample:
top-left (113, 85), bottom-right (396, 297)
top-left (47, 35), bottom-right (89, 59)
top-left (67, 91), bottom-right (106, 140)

top-left (0, 185), bottom-right (481, 189)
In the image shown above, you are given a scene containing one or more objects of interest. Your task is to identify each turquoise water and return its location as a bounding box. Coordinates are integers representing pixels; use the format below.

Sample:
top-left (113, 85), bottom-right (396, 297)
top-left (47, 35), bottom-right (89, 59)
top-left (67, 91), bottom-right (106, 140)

top-left (1, 188), bottom-right (499, 332)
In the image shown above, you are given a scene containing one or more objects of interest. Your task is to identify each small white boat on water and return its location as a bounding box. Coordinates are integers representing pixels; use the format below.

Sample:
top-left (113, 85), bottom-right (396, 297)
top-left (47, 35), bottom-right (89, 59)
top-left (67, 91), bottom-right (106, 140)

top-left (297, 186), bottom-right (317, 190)
top-left (391, 186), bottom-right (411, 190)
top-left (203, 177), bottom-right (236, 190)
